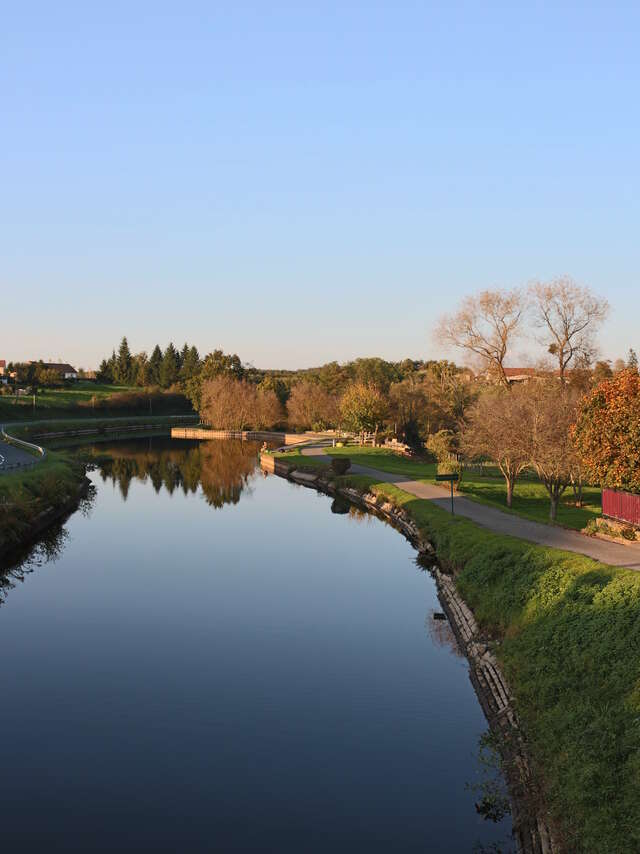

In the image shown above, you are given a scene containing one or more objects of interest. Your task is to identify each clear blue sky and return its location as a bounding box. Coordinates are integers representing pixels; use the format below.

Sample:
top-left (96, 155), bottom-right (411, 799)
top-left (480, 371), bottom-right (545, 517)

top-left (3, 2), bottom-right (638, 370)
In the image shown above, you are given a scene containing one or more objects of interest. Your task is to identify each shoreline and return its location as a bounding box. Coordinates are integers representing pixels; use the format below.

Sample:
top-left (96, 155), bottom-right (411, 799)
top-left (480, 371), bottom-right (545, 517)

top-left (262, 453), bottom-right (556, 854)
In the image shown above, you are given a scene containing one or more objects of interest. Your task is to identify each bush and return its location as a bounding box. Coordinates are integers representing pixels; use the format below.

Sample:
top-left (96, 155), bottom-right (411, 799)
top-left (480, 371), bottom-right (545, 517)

top-left (331, 457), bottom-right (351, 475)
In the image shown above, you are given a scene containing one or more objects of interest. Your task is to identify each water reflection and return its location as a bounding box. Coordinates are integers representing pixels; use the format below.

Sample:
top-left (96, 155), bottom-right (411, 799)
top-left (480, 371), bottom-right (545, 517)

top-left (85, 437), bottom-right (260, 507)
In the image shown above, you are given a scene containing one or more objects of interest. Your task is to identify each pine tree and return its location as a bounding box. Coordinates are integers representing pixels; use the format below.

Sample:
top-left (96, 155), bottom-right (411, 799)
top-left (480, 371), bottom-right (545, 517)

top-left (628, 348), bottom-right (638, 371)
top-left (160, 342), bottom-right (179, 388)
top-left (149, 345), bottom-right (163, 386)
top-left (180, 345), bottom-right (201, 381)
top-left (179, 343), bottom-right (189, 371)
top-left (116, 337), bottom-right (133, 385)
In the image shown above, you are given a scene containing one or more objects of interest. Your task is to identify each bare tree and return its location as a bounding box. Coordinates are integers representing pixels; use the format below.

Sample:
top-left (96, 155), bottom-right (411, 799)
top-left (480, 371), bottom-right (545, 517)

top-left (529, 277), bottom-right (609, 382)
top-left (436, 289), bottom-right (525, 389)
top-left (200, 376), bottom-right (282, 431)
top-left (524, 383), bottom-right (581, 521)
top-left (286, 381), bottom-right (338, 431)
top-left (460, 386), bottom-right (531, 507)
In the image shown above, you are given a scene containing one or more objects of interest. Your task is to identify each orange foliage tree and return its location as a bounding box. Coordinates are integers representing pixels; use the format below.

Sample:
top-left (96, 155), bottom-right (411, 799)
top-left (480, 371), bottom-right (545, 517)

top-left (572, 369), bottom-right (640, 492)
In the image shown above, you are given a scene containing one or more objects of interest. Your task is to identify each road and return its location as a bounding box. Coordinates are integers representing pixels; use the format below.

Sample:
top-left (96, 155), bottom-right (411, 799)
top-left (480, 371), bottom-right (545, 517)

top-left (0, 439), bottom-right (37, 470)
top-left (301, 447), bottom-right (640, 570)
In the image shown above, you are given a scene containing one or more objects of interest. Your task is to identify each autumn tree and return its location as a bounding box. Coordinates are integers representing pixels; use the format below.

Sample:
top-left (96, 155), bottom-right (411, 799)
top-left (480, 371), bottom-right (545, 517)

top-left (388, 377), bottom-right (431, 449)
top-left (199, 376), bottom-right (282, 431)
top-left (524, 383), bottom-right (581, 521)
top-left (460, 387), bottom-right (531, 507)
top-left (339, 382), bottom-right (388, 441)
top-left (572, 369), bottom-right (640, 493)
top-left (436, 289), bottom-right (525, 388)
top-left (529, 277), bottom-right (609, 382)
top-left (287, 381), bottom-right (338, 431)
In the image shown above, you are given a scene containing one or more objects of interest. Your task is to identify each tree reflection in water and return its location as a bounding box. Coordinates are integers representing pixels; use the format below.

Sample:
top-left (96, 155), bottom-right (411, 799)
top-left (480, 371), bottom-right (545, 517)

top-left (89, 438), bottom-right (260, 508)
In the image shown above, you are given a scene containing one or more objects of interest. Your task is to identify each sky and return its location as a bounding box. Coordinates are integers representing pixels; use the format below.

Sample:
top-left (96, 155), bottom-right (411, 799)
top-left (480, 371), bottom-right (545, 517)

top-left (2, 1), bottom-right (639, 370)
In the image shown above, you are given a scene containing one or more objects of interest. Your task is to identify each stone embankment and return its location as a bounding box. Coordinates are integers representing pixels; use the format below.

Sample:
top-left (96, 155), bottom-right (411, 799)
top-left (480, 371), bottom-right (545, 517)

top-left (261, 452), bottom-right (556, 854)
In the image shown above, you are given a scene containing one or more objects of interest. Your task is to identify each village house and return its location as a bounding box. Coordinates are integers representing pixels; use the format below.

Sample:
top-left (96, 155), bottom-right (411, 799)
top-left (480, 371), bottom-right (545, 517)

top-left (31, 361), bottom-right (79, 380)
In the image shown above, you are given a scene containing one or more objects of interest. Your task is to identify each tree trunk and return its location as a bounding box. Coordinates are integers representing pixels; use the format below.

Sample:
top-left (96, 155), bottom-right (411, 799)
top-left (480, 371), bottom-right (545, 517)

top-left (506, 477), bottom-right (514, 508)
top-left (549, 493), bottom-right (559, 522)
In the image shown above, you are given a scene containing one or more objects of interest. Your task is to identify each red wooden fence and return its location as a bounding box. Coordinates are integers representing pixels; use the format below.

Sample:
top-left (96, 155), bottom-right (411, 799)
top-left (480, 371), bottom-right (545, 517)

top-left (602, 488), bottom-right (640, 526)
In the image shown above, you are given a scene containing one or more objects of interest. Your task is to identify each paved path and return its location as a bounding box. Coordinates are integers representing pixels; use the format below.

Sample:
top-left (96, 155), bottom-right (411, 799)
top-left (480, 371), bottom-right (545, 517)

top-left (300, 447), bottom-right (640, 569)
top-left (0, 439), bottom-right (36, 471)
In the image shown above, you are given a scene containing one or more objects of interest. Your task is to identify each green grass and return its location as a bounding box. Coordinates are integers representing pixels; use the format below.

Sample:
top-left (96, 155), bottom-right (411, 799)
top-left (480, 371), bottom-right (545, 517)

top-left (271, 448), bottom-right (331, 468)
top-left (7, 414), bottom-right (197, 442)
top-left (335, 472), bottom-right (640, 854)
top-left (326, 445), bottom-right (601, 530)
top-left (327, 445), bottom-right (438, 478)
top-left (0, 451), bottom-right (86, 548)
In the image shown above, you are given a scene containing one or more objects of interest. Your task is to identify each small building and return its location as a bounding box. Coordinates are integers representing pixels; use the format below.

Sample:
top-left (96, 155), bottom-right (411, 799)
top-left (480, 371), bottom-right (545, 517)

top-left (35, 362), bottom-right (79, 381)
top-left (0, 360), bottom-right (6, 376)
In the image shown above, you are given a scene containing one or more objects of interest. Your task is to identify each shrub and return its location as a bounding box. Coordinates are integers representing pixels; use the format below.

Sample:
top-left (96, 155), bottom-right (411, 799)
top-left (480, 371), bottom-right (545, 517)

top-left (331, 457), bottom-right (351, 475)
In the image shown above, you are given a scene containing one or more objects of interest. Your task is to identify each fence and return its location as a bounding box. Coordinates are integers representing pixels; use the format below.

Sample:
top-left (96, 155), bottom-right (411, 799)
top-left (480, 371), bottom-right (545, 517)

top-left (0, 425), bottom-right (47, 472)
top-left (602, 488), bottom-right (640, 526)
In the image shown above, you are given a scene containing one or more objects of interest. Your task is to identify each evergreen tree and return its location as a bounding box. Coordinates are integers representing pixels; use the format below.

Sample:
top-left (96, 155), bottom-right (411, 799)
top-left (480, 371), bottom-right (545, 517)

top-left (149, 345), bottom-right (163, 385)
top-left (179, 343), bottom-right (189, 371)
top-left (160, 342), bottom-right (179, 388)
top-left (628, 348), bottom-right (638, 371)
top-left (180, 345), bottom-right (201, 381)
top-left (116, 337), bottom-right (133, 385)
top-left (98, 358), bottom-right (113, 383)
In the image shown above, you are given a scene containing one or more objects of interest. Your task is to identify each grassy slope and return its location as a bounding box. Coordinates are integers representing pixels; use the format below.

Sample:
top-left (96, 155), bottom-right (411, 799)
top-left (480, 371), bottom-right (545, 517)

top-left (0, 383), bottom-right (192, 421)
top-left (327, 446), bottom-right (601, 530)
top-left (0, 452), bottom-right (86, 548)
top-left (339, 473), bottom-right (640, 854)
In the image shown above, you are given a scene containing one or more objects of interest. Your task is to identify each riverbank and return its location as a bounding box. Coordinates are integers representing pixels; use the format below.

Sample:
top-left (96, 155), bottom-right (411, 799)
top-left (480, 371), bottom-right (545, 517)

top-left (0, 452), bottom-right (89, 560)
top-left (263, 453), bottom-right (640, 854)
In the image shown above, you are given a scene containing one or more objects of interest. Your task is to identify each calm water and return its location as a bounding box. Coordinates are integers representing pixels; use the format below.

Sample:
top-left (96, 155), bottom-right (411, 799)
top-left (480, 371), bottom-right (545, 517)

top-left (1, 438), bottom-right (511, 852)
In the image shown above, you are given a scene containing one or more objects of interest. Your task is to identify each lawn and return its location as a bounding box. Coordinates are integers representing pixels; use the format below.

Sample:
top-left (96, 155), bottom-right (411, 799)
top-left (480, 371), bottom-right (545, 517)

top-left (326, 446), bottom-right (601, 531)
top-left (333, 472), bottom-right (640, 854)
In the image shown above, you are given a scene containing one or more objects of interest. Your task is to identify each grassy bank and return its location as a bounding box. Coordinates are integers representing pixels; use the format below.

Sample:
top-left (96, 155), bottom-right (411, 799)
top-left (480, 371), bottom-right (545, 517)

top-left (8, 414), bottom-right (197, 443)
top-left (338, 472), bottom-right (639, 854)
top-left (0, 452), bottom-right (87, 551)
top-left (325, 446), bottom-right (601, 530)
top-left (0, 382), bottom-right (194, 421)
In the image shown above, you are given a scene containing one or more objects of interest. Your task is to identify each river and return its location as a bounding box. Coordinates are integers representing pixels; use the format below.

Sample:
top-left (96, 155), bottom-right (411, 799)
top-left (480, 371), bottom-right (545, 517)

top-left (0, 438), bottom-right (512, 852)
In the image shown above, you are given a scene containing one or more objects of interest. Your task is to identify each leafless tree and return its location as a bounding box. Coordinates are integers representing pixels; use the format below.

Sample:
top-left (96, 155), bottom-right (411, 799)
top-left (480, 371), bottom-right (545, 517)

top-left (523, 382), bottom-right (581, 521)
top-left (200, 376), bottom-right (282, 431)
top-left (286, 381), bottom-right (338, 430)
top-left (529, 277), bottom-right (609, 382)
top-left (436, 289), bottom-right (525, 389)
top-left (460, 386), bottom-right (531, 507)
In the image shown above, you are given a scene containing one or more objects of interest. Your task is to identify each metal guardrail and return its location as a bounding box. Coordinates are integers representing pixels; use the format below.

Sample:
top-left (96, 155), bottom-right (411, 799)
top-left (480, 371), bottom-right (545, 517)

top-left (0, 423), bottom-right (47, 472)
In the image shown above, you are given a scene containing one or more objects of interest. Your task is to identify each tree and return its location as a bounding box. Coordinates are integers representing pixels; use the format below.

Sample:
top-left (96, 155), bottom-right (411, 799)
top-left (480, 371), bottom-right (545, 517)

top-left (255, 388), bottom-right (284, 429)
top-left (200, 376), bottom-right (264, 430)
top-left (460, 387), bottom-right (531, 507)
top-left (592, 360), bottom-right (613, 384)
top-left (628, 348), bottom-right (638, 371)
top-left (572, 369), bottom-right (640, 493)
top-left (436, 289), bottom-right (525, 388)
top-left (180, 345), bottom-right (201, 382)
top-left (160, 343), bottom-right (179, 388)
top-left (97, 358), bottom-right (113, 383)
top-left (530, 277), bottom-right (609, 382)
top-left (339, 382), bottom-right (388, 441)
top-left (287, 381), bottom-right (338, 431)
top-left (149, 345), bottom-right (163, 385)
top-left (115, 337), bottom-right (133, 385)
top-left (185, 349), bottom-right (243, 410)
top-left (524, 383), bottom-right (580, 521)
top-left (388, 377), bottom-right (430, 449)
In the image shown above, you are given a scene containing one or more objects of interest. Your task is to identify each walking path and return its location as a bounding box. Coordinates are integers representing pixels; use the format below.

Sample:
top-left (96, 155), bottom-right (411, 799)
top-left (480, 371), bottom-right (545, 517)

top-left (300, 447), bottom-right (640, 569)
top-left (0, 439), bottom-right (38, 471)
